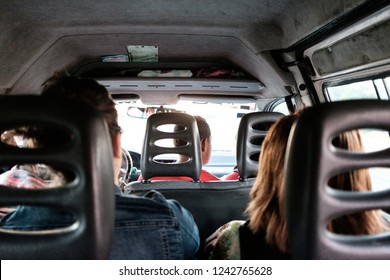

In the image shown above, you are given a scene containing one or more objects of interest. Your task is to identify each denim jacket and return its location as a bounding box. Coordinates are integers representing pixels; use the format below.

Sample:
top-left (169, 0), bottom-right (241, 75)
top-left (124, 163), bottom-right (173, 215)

top-left (0, 187), bottom-right (200, 259)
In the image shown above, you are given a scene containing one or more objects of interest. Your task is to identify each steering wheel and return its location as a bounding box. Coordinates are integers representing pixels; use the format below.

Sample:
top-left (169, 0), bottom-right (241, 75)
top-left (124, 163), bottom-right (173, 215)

top-left (118, 147), bottom-right (133, 190)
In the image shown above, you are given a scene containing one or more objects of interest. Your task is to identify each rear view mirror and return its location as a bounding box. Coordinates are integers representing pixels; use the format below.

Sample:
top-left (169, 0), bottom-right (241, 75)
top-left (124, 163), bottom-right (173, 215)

top-left (127, 106), bottom-right (183, 119)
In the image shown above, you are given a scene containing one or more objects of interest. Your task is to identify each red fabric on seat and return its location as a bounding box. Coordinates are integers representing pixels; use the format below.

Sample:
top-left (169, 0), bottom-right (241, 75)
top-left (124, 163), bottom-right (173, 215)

top-left (138, 170), bottom-right (220, 182)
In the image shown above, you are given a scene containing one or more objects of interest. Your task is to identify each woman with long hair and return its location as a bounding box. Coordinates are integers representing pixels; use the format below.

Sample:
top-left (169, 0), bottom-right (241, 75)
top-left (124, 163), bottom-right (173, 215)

top-left (206, 111), bottom-right (388, 259)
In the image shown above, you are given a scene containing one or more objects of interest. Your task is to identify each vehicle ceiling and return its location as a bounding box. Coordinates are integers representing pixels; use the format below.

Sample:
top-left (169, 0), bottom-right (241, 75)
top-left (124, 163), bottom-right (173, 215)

top-left (0, 0), bottom-right (380, 104)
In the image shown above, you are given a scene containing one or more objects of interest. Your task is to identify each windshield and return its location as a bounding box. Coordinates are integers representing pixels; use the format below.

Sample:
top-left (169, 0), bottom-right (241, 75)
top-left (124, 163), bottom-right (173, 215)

top-left (116, 100), bottom-right (257, 176)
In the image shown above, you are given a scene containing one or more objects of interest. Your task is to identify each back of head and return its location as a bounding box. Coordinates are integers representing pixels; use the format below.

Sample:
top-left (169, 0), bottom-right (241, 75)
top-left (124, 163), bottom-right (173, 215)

top-left (173, 115), bottom-right (211, 147)
top-left (194, 115), bottom-right (211, 141)
top-left (41, 76), bottom-right (120, 145)
top-left (246, 113), bottom-right (299, 253)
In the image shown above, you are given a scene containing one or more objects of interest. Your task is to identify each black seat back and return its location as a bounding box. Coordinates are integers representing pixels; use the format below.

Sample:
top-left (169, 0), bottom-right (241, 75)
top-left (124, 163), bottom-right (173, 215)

top-left (0, 96), bottom-right (115, 259)
top-left (237, 112), bottom-right (284, 180)
top-left (285, 100), bottom-right (390, 259)
top-left (140, 112), bottom-right (202, 181)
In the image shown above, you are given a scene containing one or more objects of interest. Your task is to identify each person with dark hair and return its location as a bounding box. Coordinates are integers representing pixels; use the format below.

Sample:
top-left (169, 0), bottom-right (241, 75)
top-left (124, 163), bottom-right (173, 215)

top-left (192, 115), bottom-right (219, 180)
top-left (173, 115), bottom-right (219, 181)
top-left (0, 76), bottom-right (200, 259)
top-left (205, 111), bottom-right (389, 259)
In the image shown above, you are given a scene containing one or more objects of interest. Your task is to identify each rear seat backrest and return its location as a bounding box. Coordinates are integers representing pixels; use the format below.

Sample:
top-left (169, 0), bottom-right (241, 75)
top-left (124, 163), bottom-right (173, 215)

top-left (0, 96), bottom-right (115, 260)
top-left (285, 100), bottom-right (390, 259)
top-left (237, 112), bottom-right (284, 180)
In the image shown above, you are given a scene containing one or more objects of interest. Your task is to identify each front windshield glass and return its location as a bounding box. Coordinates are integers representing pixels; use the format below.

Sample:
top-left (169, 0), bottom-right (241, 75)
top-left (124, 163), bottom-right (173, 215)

top-left (116, 100), bottom-right (257, 177)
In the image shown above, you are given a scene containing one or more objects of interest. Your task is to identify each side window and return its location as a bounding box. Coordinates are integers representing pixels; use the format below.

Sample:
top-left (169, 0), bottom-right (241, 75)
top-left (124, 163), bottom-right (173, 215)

top-left (325, 76), bottom-right (390, 192)
top-left (326, 77), bottom-right (390, 102)
top-left (272, 101), bottom-right (289, 115)
top-left (265, 97), bottom-right (289, 115)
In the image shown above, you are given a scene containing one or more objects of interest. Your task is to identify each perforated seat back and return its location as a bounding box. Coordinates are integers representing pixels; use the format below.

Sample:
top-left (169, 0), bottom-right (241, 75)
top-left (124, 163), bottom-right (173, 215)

top-left (237, 112), bottom-right (284, 180)
top-left (0, 96), bottom-right (115, 259)
top-left (285, 100), bottom-right (390, 259)
top-left (140, 112), bottom-right (202, 181)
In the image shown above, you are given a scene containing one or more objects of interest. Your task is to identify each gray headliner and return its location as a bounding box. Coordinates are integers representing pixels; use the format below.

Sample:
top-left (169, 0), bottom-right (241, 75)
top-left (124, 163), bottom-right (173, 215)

top-left (0, 0), bottom-right (366, 101)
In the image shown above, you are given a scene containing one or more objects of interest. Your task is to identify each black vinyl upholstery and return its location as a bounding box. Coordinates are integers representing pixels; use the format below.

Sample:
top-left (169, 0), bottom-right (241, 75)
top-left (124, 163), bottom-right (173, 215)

top-left (0, 96), bottom-right (115, 259)
top-left (285, 100), bottom-right (390, 259)
top-left (237, 112), bottom-right (284, 180)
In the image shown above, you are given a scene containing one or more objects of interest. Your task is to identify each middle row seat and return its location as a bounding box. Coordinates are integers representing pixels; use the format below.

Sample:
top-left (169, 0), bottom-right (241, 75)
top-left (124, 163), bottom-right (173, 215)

top-left (124, 111), bottom-right (283, 254)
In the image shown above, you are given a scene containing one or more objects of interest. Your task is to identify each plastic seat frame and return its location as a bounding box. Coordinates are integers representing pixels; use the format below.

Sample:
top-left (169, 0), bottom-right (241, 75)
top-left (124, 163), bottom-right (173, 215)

top-left (237, 111), bottom-right (284, 180)
top-left (140, 112), bottom-right (202, 182)
top-left (285, 100), bottom-right (390, 259)
top-left (0, 96), bottom-right (115, 259)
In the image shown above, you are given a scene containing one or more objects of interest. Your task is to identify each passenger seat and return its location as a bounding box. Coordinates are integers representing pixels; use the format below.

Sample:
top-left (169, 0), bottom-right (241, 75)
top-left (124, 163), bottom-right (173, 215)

top-left (224, 111), bottom-right (284, 181)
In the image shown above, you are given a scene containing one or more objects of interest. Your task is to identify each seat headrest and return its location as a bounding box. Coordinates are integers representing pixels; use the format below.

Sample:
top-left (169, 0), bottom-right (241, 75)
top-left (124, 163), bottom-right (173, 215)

top-left (285, 100), bottom-right (390, 259)
top-left (141, 112), bottom-right (202, 181)
top-left (0, 95), bottom-right (115, 259)
top-left (237, 112), bottom-right (284, 180)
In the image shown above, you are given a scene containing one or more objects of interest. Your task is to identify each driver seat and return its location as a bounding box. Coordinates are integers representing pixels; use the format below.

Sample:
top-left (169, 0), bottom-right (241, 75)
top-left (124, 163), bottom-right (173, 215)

top-left (236, 111), bottom-right (284, 180)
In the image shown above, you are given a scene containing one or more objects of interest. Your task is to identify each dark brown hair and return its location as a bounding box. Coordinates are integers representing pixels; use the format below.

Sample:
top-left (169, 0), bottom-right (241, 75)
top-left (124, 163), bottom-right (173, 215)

top-left (194, 115), bottom-right (211, 141)
top-left (174, 115), bottom-right (211, 147)
top-left (41, 76), bottom-right (120, 145)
